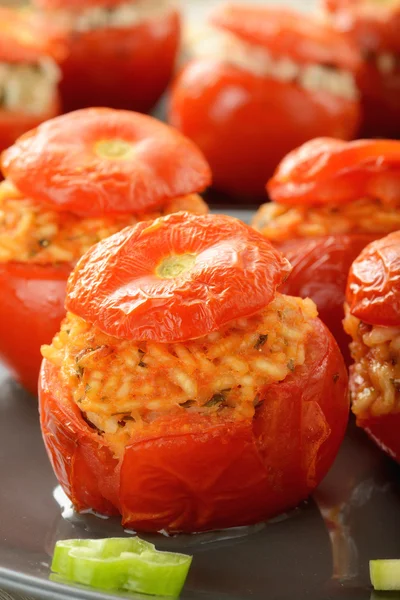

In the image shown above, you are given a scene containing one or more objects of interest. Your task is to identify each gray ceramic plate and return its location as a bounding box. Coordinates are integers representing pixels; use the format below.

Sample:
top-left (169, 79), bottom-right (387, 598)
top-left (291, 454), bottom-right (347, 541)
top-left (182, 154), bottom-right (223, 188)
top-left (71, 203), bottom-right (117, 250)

top-left (2, 358), bottom-right (400, 600)
top-left (1, 197), bottom-right (400, 600)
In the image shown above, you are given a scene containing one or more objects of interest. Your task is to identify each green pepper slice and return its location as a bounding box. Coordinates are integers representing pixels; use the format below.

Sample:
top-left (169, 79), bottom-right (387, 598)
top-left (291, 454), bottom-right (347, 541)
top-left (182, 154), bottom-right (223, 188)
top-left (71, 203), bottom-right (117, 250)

top-left (51, 537), bottom-right (192, 597)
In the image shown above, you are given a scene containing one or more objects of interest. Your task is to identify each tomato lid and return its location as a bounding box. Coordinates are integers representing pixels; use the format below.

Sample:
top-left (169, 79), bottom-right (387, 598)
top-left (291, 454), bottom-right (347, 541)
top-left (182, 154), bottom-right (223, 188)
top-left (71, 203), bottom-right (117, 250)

top-left (66, 212), bottom-right (291, 342)
top-left (325, 0), bottom-right (400, 53)
top-left (0, 8), bottom-right (64, 63)
top-left (210, 4), bottom-right (361, 71)
top-left (267, 137), bottom-right (400, 206)
top-left (1, 108), bottom-right (212, 217)
top-left (347, 231), bottom-right (400, 326)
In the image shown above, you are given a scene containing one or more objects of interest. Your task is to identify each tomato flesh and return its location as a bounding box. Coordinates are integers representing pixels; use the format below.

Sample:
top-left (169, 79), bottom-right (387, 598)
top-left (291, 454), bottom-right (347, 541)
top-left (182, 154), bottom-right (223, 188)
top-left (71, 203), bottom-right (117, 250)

top-left (169, 61), bottom-right (360, 199)
top-left (0, 262), bottom-right (70, 395)
top-left (39, 317), bottom-right (349, 533)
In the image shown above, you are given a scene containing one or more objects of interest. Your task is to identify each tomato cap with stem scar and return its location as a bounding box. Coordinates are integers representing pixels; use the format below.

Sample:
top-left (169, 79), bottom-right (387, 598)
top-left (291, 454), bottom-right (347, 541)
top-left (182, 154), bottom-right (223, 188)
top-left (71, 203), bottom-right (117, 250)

top-left (267, 137), bottom-right (400, 206)
top-left (1, 107), bottom-right (212, 217)
top-left (66, 212), bottom-right (292, 342)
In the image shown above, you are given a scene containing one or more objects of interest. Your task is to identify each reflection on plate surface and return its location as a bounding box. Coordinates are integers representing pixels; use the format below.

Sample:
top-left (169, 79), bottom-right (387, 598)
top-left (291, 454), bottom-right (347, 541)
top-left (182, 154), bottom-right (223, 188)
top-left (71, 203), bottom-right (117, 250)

top-left (1, 209), bottom-right (400, 600)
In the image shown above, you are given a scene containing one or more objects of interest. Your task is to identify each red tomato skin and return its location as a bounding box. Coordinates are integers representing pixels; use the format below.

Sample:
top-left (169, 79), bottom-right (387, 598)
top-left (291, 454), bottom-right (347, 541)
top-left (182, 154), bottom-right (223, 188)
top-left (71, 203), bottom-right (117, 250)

top-left (59, 11), bottom-right (180, 113)
top-left (0, 262), bottom-right (70, 395)
top-left (356, 414), bottom-right (400, 464)
top-left (168, 60), bottom-right (361, 199)
top-left (39, 317), bottom-right (349, 533)
top-left (358, 64), bottom-right (400, 139)
top-left (0, 96), bottom-right (60, 155)
top-left (346, 231), bottom-right (400, 327)
top-left (277, 234), bottom-right (379, 365)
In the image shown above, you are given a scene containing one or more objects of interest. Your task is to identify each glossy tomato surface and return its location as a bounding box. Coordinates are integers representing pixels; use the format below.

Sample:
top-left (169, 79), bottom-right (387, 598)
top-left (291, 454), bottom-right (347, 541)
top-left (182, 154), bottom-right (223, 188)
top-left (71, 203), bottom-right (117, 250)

top-left (277, 234), bottom-right (379, 365)
top-left (0, 262), bottom-right (70, 396)
top-left (346, 231), bottom-right (400, 327)
top-left (66, 212), bottom-right (291, 342)
top-left (169, 61), bottom-right (361, 199)
top-left (267, 137), bottom-right (400, 206)
top-left (58, 10), bottom-right (180, 113)
top-left (2, 107), bottom-right (211, 217)
top-left (39, 317), bottom-right (349, 533)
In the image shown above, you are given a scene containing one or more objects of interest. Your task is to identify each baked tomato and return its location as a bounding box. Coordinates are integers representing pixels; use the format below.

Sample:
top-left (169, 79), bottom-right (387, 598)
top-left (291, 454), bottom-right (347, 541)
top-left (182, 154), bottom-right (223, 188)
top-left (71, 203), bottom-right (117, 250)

top-left (2, 107), bottom-right (211, 216)
top-left (39, 212), bottom-right (348, 532)
top-left (256, 137), bottom-right (400, 362)
top-left (0, 7), bottom-right (62, 154)
top-left (267, 137), bottom-right (400, 206)
top-left (33, 0), bottom-right (180, 113)
top-left (324, 0), bottom-right (400, 137)
top-left (276, 235), bottom-right (378, 366)
top-left (345, 232), bottom-right (400, 463)
top-left (0, 262), bottom-right (70, 395)
top-left (66, 212), bottom-right (291, 341)
top-left (168, 5), bottom-right (361, 199)
top-left (0, 108), bottom-right (211, 394)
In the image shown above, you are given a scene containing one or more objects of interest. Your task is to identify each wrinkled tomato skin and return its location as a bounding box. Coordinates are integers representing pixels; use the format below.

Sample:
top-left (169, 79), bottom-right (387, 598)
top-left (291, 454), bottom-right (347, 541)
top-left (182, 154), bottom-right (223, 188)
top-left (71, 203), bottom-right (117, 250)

top-left (356, 414), bottom-right (400, 464)
top-left (168, 60), bottom-right (361, 199)
top-left (59, 11), bottom-right (180, 113)
top-left (277, 234), bottom-right (379, 365)
top-left (0, 262), bottom-right (70, 396)
top-left (346, 231), bottom-right (400, 327)
top-left (39, 318), bottom-right (348, 533)
top-left (0, 96), bottom-right (60, 155)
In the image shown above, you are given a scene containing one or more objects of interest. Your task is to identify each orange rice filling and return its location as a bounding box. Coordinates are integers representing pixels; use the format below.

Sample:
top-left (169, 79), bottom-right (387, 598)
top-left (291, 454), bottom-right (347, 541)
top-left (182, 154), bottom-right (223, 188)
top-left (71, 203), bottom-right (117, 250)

top-left (252, 198), bottom-right (400, 242)
top-left (0, 181), bottom-right (208, 264)
top-left (344, 305), bottom-right (400, 418)
top-left (42, 293), bottom-right (317, 457)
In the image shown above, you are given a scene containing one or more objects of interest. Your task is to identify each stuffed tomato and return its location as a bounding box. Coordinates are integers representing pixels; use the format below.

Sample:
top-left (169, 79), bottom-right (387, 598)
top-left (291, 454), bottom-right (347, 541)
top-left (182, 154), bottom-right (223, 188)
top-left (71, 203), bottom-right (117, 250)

top-left (253, 137), bottom-right (400, 363)
top-left (39, 211), bottom-right (349, 533)
top-left (344, 232), bottom-right (400, 463)
top-left (169, 3), bottom-right (361, 199)
top-left (0, 107), bottom-right (210, 395)
top-left (32, 0), bottom-right (180, 113)
top-left (0, 8), bottom-right (62, 153)
top-left (325, 0), bottom-right (400, 137)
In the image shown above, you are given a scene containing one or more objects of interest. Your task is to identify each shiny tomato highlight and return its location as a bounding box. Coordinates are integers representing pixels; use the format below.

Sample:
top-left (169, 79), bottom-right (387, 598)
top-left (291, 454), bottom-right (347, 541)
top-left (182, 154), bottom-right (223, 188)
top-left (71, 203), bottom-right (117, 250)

top-left (346, 231), bottom-right (400, 327)
top-left (169, 62), bottom-right (360, 199)
top-left (267, 137), bottom-right (400, 206)
top-left (1, 108), bottom-right (212, 217)
top-left (39, 317), bottom-right (349, 533)
top-left (66, 212), bottom-right (291, 342)
top-left (0, 262), bottom-right (70, 395)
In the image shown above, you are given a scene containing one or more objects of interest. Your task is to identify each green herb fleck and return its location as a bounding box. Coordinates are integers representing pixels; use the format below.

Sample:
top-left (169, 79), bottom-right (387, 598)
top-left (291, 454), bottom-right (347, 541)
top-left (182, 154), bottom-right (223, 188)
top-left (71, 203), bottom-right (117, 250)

top-left (333, 373), bottom-right (340, 384)
top-left (287, 359), bottom-right (295, 372)
top-left (180, 400), bottom-right (196, 408)
top-left (254, 334), bottom-right (268, 350)
top-left (38, 239), bottom-right (50, 248)
top-left (205, 392), bottom-right (226, 407)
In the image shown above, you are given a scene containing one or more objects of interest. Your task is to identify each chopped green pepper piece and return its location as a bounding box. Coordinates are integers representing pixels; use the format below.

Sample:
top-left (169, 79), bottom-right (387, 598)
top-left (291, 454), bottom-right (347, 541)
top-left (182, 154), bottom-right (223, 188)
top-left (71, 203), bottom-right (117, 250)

top-left (51, 537), bottom-right (192, 597)
top-left (370, 559), bottom-right (400, 591)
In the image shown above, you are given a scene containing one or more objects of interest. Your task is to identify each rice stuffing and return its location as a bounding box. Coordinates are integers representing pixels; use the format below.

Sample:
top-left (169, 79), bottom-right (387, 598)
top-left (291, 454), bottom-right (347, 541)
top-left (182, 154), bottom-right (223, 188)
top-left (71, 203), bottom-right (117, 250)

top-left (0, 182), bottom-right (207, 264)
top-left (42, 293), bottom-right (318, 457)
top-left (344, 305), bottom-right (400, 418)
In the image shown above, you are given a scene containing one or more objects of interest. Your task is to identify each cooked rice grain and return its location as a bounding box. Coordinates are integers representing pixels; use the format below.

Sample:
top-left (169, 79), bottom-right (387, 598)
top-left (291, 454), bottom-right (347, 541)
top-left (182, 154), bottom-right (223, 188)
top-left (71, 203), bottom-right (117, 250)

top-left (42, 293), bottom-right (317, 456)
top-left (344, 305), bottom-right (400, 417)
top-left (0, 182), bottom-right (207, 264)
